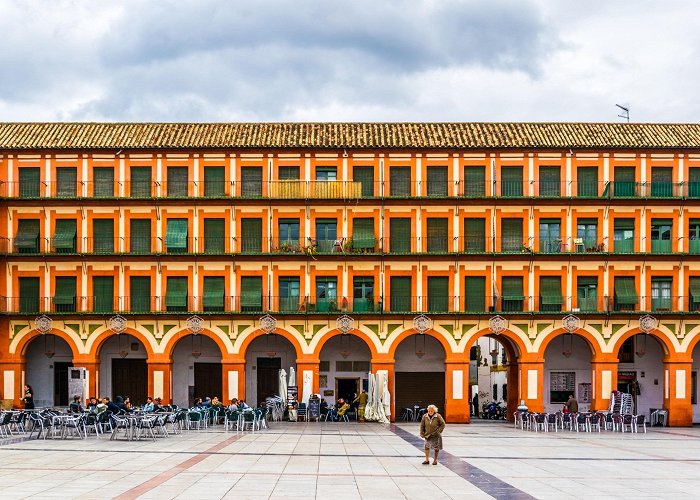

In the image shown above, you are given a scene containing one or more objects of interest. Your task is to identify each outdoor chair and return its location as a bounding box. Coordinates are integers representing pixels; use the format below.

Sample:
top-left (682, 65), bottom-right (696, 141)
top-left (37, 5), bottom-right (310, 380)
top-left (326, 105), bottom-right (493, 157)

top-left (603, 413), bottom-right (616, 431)
top-left (110, 415), bottom-right (130, 440)
top-left (297, 403), bottom-right (307, 422)
top-left (155, 415), bottom-right (169, 437)
top-left (62, 415), bottom-right (86, 439)
top-left (84, 413), bottom-right (101, 436)
top-left (240, 411), bottom-right (255, 432)
top-left (136, 416), bottom-right (157, 441)
top-left (574, 413), bottom-right (588, 432)
top-left (187, 411), bottom-right (202, 430)
top-left (0, 412), bottom-right (13, 437)
top-left (620, 414), bottom-right (634, 432)
top-left (97, 411), bottom-right (113, 433)
top-left (531, 413), bottom-right (547, 432)
top-left (559, 412), bottom-right (573, 431)
top-left (27, 413), bottom-right (49, 439)
top-left (255, 408), bottom-right (268, 429)
top-left (224, 410), bottom-right (240, 431)
top-left (611, 413), bottom-right (624, 432)
top-left (10, 411), bottom-right (27, 433)
top-left (545, 412), bottom-right (558, 432)
top-left (588, 413), bottom-right (602, 432)
top-left (633, 415), bottom-right (647, 433)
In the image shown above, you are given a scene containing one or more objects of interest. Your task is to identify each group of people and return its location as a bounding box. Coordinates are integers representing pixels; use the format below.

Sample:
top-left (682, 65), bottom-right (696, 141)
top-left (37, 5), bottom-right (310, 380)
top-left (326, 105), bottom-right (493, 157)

top-left (320, 390), bottom-right (369, 422)
top-left (65, 395), bottom-right (171, 414)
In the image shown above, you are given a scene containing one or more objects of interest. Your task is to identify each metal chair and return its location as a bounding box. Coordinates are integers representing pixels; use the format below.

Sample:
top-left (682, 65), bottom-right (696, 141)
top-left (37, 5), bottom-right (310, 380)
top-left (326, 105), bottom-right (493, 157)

top-left (633, 414), bottom-right (647, 433)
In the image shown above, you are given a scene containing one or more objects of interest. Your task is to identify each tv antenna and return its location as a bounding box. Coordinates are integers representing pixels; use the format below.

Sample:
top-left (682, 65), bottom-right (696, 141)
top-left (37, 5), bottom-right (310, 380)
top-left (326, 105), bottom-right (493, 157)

top-left (615, 104), bottom-right (630, 123)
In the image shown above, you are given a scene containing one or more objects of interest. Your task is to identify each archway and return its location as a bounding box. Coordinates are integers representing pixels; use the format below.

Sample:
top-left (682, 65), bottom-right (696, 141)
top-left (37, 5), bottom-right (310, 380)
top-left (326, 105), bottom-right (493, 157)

top-left (98, 334), bottom-right (148, 405)
top-left (616, 333), bottom-right (664, 417)
top-left (393, 334), bottom-right (446, 419)
top-left (172, 334), bottom-right (223, 408)
top-left (244, 333), bottom-right (297, 406)
top-left (543, 333), bottom-right (594, 413)
top-left (24, 334), bottom-right (73, 407)
top-left (319, 334), bottom-right (372, 407)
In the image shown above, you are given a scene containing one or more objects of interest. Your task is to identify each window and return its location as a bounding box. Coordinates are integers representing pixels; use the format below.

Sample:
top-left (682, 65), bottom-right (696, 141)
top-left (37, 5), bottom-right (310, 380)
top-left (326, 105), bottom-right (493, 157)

top-left (54, 276), bottom-right (77, 312)
top-left (465, 276), bottom-right (486, 312)
top-left (576, 219), bottom-right (598, 252)
top-left (389, 167), bottom-right (411, 196)
top-left (464, 218), bottom-right (486, 252)
top-left (539, 219), bottom-right (561, 253)
top-left (539, 166), bottom-right (561, 196)
top-left (336, 361), bottom-right (353, 372)
top-left (130, 219), bottom-right (151, 253)
top-left (241, 167), bottom-right (262, 197)
top-left (353, 361), bottom-right (371, 372)
top-left (93, 219), bottom-right (114, 254)
top-left (493, 384), bottom-right (498, 400)
top-left (651, 167), bottom-right (673, 197)
top-left (166, 277), bottom-right (188, 312)
top-left (19, 167), bottom-right (40, 198)
top-left (690, 168), bottom-right (700, 198)
top-left (389, 218), bottom-right (411, 253)
top-left (167, 167), bottom-right (188, 197)
top-left (53, 219), bottom-right (77, 253)
top-left (501, 276), bottom-right (524, 312)
top-left (15, 219), bottom-right (40, 253)
top-left (278, 219), bottom-right (300, 251)
top-left (203, 218), bottom-right (225, 254)
top-left (539, 276), bottom-right (563, 312)
top-left (353, 277), bottom-right (375, 312)
top-left (427, 276), bottom-right (449, 312)
top-left (353, 166), bottom-right (374, 197)
top-left (689, 220), bottom-right (700, 254)
top-left (315, 277), bottom-right (338, 312)
top-left (130, 276), bottom-right (151, 312)
top-left (93, 276), bottom-right (114, 313)
top-left (316, 167), bottom-right (337, 181)
top-left (56, 167), bottom-right (77, 197)
top-left (204, 166), bottom-right (226, 197)
top-left (501, 218), bottom-right (523, 252)
top-left (577, 167), bottom-right (598, 197)
top-left (279, 277), bottom-right (300, 312)
top-left (576, 277), bottom-right (598, 312)
top-left (352, 218), bottom-right (375, 251)
top-left (315, 219), bottom-right (337, 253)
top-left (130, 167), bottom-right (152, 198)
top-left (613, 167), bottom-right (636, 197)
top-left (690, 277), bottom-right (700, 312)
top-left (319, 361), bottom-right (330, 372)
top-left (241, 218), bottom-right (262, 253)
top-left (426, 218), bottom-right (448, 253)
top-left (203, 276), bottom-right (225, 312)
top-left (426, 166), bottom-right (448, 196)
top-left (613, 219), bottom-right (635, 253)
top-left (240, 276), bottom-right (263, 312)
top-left (614, 276), bottom-right (638, 311)
top-left (650, 219), bottom-right (672, 253)
top-left (165, 219), bottom-right (188, 253)
top-left (651, 278), bottom-right (672, 311)
top-left (463, 166), bottom-right (485, 196)
top-left (390, 276), bottom-right (412, 312)
top-left (278, 166), bottom-right (300, 180)
top-left (550, 372), bottom-right (575, 404)
top-left (501, 166), bottom-right (523, 196)
top-left (93, 167), bottom-right (114, 197)
top-left (502, 384), bottom-right (508, 403)
top-left (19, 277), bottom-right (40, 313)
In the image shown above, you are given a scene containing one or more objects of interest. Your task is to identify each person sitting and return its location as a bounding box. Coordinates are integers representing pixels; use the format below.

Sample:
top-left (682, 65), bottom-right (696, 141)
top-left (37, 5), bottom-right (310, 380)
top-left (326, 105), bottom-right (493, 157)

top-left (228, 398), bottom-right (239, 411)
top-left (211, 397), bottom-right (223, 408)
top-left (202, 397), bottom-right (212, 408)
top-left (238, 399), bottom-right (250, 410)
top-left (96, 398), bottom-right (108, 414)
top-left (143, 397), bottom-right (155, 412)
top-left (86, 397), bottom-right (98, 412)
top-left (335, 398), bottom-right (350, 421)
top-left (68, 395), bottom-right (84, 413)
top-left (193, 397), bottom-right (204, 408)
top-left (113, 396), bottom-right (128, 413)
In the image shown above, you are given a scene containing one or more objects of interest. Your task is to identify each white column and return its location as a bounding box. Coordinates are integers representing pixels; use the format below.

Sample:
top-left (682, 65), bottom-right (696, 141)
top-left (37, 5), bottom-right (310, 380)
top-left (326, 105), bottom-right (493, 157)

top-left (156, 155), bottom-right (163, 197)
top-left (452, 154), bottom-right (459, 197)
top-left (528, 154), bottom-right (535, 196)
top-left (565, 154), bottom-right (572, 197)
top-left (118, 155), bottom-right (126, 197)
top-left (82, 155), bottom-right (89, 197)
top-left (415, 155), bottom-right (422, 197)
top-left (193, 155), bottom-right (200, 196)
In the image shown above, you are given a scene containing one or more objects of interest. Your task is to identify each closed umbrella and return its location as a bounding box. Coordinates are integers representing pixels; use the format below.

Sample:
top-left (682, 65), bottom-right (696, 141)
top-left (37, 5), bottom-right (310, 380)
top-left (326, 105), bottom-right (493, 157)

top-left (302, 370), bottom-right (313, 405)
top-left (375, 371), bottom-right (389, 423)
top-left (279, 369), bottom-right (288, 400)
top-left (289, 366), bottom-right (296, 389)
top-left (365, 372), bottom-right (376, 421)
top-left (381, 372), bottom-right (391, 418)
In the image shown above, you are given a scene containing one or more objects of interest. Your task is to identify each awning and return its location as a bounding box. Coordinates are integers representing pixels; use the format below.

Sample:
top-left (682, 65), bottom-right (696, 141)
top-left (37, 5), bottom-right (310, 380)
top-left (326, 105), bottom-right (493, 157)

top-left (165, 219), bottom-right (188, 250)
top-left (540, 279), bottom-right (564, 305)
top-left (203, 279), bottom-right (225, 309)
top-left (165, 278), bottom-right (188, 307)
top-left (52, 220), bottom-right (76, 249)
top-left (615, 279), bottom-right (638, 304)
top-left (15, 221), bottom-right (39, 248)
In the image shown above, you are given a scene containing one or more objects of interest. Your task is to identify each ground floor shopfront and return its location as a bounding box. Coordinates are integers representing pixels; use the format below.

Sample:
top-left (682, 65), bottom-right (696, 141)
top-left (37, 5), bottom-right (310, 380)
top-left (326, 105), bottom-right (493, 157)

top-left (2, 315), bottom-right (700, 426)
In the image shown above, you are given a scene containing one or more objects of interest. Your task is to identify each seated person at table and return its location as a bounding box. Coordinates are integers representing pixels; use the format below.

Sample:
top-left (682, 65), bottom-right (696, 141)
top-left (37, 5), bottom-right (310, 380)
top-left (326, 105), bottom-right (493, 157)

top-left (143, 397), bottom-right (155, 412)
top-left (86, 397), bottom-right (98, 412)
top-left (124, 397), bottom-right (135, 412)
top-left (335, 398), bottom-right (350, 420)
top-left (193, 397), bottom-right (204, 408)
top-left (238, 399), bottom-right (250, 410)
top-left (211, 396), bottom-right (224, 408)
top-left (104, 397), bottom-right (121, 414)
top-left (228, 398), bottom-right (239, 411)
top-left (68, 395), bottom-right (83, 413)
top-left (96, 398), bottom-right (108, 414)
top-left (320, 399), bottom-right (329, 416)
top-left (202, 397), bottom-right (212, 408)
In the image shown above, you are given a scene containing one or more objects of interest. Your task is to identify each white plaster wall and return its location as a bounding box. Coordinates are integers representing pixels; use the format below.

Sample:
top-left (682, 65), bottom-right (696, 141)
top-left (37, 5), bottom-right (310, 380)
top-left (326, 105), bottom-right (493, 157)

top-left (319, 334), bottom-right (371, 405)
top-left (244, 334), bottom-right (297, 407)
top-left (618, 335), bottom-right (664, 418)
top-left (25, 335), bottom-right (72, 407)
top-left (98, 334), bottom-right (147, 399)
top-left (693, 345), bottom-right (700, 423)
top-left (394, 335), bottom-right (444, 371)
top-left (544, 335), bottom-right (592, 413)
top-left (172, 335), bottom-right (222, 408)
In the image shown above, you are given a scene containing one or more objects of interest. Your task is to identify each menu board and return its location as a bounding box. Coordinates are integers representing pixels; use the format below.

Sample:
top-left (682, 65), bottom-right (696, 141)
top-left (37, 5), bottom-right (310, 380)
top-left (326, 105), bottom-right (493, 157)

top-left (308, 396), bottom-right (320, 421)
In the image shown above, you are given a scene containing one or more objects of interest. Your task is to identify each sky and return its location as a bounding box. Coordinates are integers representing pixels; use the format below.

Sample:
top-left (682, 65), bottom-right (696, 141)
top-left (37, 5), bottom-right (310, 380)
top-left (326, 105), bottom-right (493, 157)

top-left (0, 0), bottom-right (697, 123)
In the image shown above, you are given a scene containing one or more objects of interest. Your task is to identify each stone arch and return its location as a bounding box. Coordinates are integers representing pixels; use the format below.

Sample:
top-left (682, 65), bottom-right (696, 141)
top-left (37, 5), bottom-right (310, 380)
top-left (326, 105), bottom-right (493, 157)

top-left (535, 327), bottom-right (605, 359)
top-left (235, 327), bottom-right (305, 360)
top-left (609, 327), bottom-right (675, 359)
top-left (386, 328), bottom-right (456, 359)
top-left (14, 327), bottom-right (81, 359)
top-left (162, 327), bottom-right (230, 359)
top-left (462, 327), bottom-right (529, 360)
top-left (310, 328), bottom-right (380, 359)
top-left (86, 327), bottom-right (157, 361)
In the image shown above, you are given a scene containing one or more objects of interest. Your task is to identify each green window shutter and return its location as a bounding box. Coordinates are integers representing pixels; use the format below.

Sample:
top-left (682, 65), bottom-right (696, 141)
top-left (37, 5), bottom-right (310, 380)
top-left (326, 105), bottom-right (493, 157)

top-left (130, 277), bottom-right (151, 312)
top-left (540, 277), bottom-right (563, 305)
top-left (278, 166), bottom-right (300, 180)
top-left (204, 166), bottom-right (226, 197)
top-left (56, 168), bottom-right (77, 197)
top-left (426, 218), bottom-right (448, 252)
top-left (427, 276), bottom-right (449, 312)
top-left (19, 168), bottom-right (41, 198)
top-left (130, 167), bottom-right (152, 197)
top-left (390, 218), bottom-right (411, 253)
top-left (15, 219), bottom-right (40, 252)
top-left (690, 277), bottom-right (700, 304)
top-left (577, 167), bottom-right (598, 197)
top-left (203, 276), bottom-right (225, 311)
top-left (352, 218), bottom-right (375, 250)
top-left (166, 277), bottom-right (188, 309)
top-left (464, 218), bottom-right (485, 252)
top-left (241, 218), bottom-right (262, 253)
top-left (389, 167), bottom-right (411, 196)
top-left (165, 219), bottom-right (188, 252)
top-left (93, 219), bottom-right (114, 254)
top-left (241, 167), bottom-right (262, 197)
top-left (240, 276), bottom-right (263, 311)
top-left (689, 168), bottom-right (700, 198)
top-left (651, 167), bottom-right (673, 197)
top-left (427, 166), bottom-right (448, 196)
top-left (464, 166), bottom-right (485, 196)
top-left (501, 277), bottom-right (524, 300)
top-left (204, 218), bottom-right (225, 253)
top-left (501, 167), bottom-right (523, 196)
top-left (501, 218), bottom-right (523, 252)
top-left (539, 166), bottom-right (561, 196)
top-left (167, 167), bottom-right (188, 197)
top-left (130, 219), bottom-right (151, 253)
top-left (390, 276), bottom-right (412, 312)
top-left (353, 166), bottom-right (374, 197)
top-left (53, 276), bottom-right (76, 311)
top-left (93, 276), bottom-right (114, 313)
top-left (614, 277), bottom-right (638, 305)
top-left (465, 276), bottom-right (486, 312)
top-left (93, 168), bottom-right (114, 198)
top-left (19, 277), bottom-right (40, 313)
top-left (614, 167), bottom-right (636, 197)
top-left (53, 219), bottom-right (77, 252)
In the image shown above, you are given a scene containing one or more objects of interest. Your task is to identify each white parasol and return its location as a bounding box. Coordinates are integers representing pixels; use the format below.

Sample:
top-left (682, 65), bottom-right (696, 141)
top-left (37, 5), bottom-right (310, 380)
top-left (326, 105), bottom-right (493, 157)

top-left (289, 366), bottom-right (296, 389)
top-left (364, 372), bottom-right (377, 421)
top-left (279, 369), bottom-right (288, 400)
top-left (302, 370), bottom-right (313, 405)
top-left (375, 371), bottom-right (390, 423)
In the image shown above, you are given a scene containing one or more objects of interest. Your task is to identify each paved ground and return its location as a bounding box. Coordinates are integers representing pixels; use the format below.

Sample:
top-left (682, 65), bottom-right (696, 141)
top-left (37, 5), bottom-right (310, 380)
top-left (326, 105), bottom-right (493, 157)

top-left (0, 420), bottom-right (699, 499)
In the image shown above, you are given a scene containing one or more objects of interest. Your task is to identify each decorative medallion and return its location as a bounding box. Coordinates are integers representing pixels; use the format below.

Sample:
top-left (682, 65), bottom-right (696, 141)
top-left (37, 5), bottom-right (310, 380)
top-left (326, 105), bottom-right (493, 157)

top-left (186, 315), bottom-right (204, 335)
top-left (35, 315), bottom-right (52, 334)
top-left (413, 314), bottom-right (432, 334)
top-left (337, 315), bottom-right (355, 334)
top-left (259, 314), bottom-right (277, 334)
top-left (639, 314), bottom-right (657, 334)
top-left (108, 314), bottom-right (127, 335)
top-left (562, 314), bottom-right (581, 333)
top-left (488, 315), bottom-right (506, 335)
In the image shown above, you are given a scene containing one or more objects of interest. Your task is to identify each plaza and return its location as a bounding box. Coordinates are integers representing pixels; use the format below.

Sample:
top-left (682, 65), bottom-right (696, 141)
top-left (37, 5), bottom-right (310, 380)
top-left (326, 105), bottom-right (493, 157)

top-left (0, 421), bottom-right (697, 499)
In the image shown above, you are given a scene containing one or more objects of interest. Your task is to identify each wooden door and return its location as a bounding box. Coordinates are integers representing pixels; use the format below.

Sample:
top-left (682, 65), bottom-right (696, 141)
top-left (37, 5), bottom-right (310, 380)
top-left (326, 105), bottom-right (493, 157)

top-left (194, 363), bottom-right (223, 403)
top-left (256, 357), bottom-right (281, 405)
top-left (395, 372), bottom-right (445, 414)
top-left (53, 361), bottom-right (73, 406)
top-left (112, 359), bottom-right (147, 405)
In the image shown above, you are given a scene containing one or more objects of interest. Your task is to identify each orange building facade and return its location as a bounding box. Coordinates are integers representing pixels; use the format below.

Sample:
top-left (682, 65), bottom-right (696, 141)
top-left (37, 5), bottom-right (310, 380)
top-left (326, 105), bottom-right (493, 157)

top-left (1, 122), bottom-right (700, 425)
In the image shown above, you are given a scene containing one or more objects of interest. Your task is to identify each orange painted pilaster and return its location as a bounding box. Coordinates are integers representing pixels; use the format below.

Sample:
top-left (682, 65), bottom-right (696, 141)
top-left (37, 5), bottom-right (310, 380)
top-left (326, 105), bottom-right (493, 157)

top-left (591, 355), bottom-right (618, 411)
top-left (664, 359), bottom-right (692, 427)
top-left (372, 358), bottom-right (395, 422)
top-left (147, 357), bottom-right (173, 404)
top-left (518, 355), bottom-right (544, 412)
top-left (222, 360), bottom-right (246, 403)
top-left (445, 359), bottom-right (470, 423)
top-left (0, 361), bottom-right (25, 409)
top-left (296, 357), bottom-right (320, 403)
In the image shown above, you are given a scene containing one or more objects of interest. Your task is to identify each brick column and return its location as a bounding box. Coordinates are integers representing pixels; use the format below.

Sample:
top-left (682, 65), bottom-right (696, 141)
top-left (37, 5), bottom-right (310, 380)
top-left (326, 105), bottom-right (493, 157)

top-left (147, 356), bottom-right (173, 403)
top-left (372, 358), bottom-right (395, 422)
top-left (296, 357), bottom-right (320, 403)
top-left (518, 354), bottom-right (544, 412)
top-left (444, 359), bottom-right (470, 423)
top-left (591, 354), bottom-right (618, 411)
top-left (664, 359), bottom-right (692, 427)
top-left (222, 359), bottom-right (246, 403)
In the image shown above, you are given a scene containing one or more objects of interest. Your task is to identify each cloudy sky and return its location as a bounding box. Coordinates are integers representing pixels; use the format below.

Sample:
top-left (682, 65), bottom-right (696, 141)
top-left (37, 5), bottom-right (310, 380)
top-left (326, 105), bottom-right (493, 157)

top-left (0, 0), bottom-right (697, 122)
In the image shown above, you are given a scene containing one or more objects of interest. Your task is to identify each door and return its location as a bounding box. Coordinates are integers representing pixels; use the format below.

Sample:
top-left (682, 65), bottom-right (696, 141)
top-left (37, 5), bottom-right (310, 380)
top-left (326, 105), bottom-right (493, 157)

top-left (336, 378), bottom-right (360, 403)
top-left (53, 361), bottom-right (73, 406)
top-left (395, 372), bottom-right (445, 415)
top-left (194, 363), bottom-right (223, 404)
top-left (112, 359), bottom-right (147, 404)
top-left (257, 357), bottom-right (281, 405)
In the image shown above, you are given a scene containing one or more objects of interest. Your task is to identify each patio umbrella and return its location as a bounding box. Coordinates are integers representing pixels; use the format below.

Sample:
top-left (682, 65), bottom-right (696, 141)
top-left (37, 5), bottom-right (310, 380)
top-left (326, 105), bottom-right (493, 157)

top-left (279, 369), bottom-right (288, 400)
top-left (302, 370), bottom-right (313, 405)
top-left (364, 372), bottom-right (376, 421)
top-left (289, 366), bottom-right (296, 388)
top-left (380, 371), bottom-right (391, 419)
top-left (375, 371), bottom-right (389, 423)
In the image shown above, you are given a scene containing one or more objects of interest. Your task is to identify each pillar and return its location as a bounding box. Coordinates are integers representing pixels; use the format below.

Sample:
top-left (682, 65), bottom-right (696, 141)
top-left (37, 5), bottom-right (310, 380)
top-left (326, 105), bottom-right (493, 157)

top-left (0, 361), bottom-right (24, 409)
top-left (222, 360), bottom-right (246, 403)
top-left (591, 354), bottom-right (618, 411)
top-left (518, 355), bottom-right (544, 412)
top-left (147, 357), bottom-right (173, 403)
top-left (296, 357), bottom-right (320, 403)
top-left (372, 358), bottom-right (395, 422)
top-left (72, 356), bottom-right (99, 399)
top-left (506, 360), bottom-right (519, 419)
top-left (445, 359), bottom-right (470, 423)
top-left (664, 359), bottom-right (692, 426)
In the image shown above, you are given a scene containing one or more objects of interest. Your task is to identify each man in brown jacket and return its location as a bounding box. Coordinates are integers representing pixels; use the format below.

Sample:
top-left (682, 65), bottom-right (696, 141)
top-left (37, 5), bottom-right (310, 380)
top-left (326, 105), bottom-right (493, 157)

top-left (420, 404), bottom-right (446, 465)
top-left (565, 394), bottom-right (579, 413)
